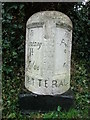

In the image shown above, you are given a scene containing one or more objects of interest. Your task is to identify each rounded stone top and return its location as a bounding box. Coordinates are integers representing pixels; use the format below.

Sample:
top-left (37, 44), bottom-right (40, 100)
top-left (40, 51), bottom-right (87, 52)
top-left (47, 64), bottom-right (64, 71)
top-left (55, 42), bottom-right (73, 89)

top-left (26, 11), bottom-right (72, 28)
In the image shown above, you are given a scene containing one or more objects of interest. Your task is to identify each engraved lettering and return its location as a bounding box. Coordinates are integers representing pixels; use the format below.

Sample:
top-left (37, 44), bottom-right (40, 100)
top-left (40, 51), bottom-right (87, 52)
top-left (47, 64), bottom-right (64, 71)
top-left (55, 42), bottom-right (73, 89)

top-left (30, 30), bottom-right (33, 36)
top-left (29, 42), bottom-right (42, 50)
top-left (38, 43), bottom-right (42, 50)
top-left (45, 80), bottom-right (48, 88)
top-left (30, 48), bottom-right (33, 55)
top-left (56, 23), bottom-right (72, 31)
top-left (60, 39), bottom-right (68, 47)
top-left (64, 79), bottom-right (68, 86)
top-left (27, 22), bottom-right (44, 28)
top-left (26, 76), bottom-right (31, 84)
top-left (63, 62), bottom-right (67, 67)
top-left (38, 79), bottom-right (42, 87)
top-left (58, 80), bottom-right (63, 86)
top-left (26, 78), bottom-right (69, 88)
top-left (28, 61), bottom-right (39, 70)
top-left (52, 80), bottom-right (57, 88)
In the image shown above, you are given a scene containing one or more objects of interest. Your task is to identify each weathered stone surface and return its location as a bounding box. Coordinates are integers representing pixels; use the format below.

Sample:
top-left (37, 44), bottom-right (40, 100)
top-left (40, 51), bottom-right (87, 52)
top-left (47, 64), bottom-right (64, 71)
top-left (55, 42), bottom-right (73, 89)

top-left (25, 11), bottom-right (72, 95)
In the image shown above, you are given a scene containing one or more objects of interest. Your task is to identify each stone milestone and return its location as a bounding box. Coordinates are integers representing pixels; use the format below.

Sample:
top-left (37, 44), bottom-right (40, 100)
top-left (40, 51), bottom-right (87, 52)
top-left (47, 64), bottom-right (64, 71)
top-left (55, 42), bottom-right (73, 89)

top-left (19, 11), bottom-right (74, 113)
top-left (25, 11), bottom-right (72, 95)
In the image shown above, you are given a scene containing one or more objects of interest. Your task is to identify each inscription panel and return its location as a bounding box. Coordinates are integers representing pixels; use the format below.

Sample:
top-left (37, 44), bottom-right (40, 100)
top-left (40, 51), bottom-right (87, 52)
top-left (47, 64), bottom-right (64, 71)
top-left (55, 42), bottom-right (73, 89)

top-left (26, 27), bottom-right (43, 76)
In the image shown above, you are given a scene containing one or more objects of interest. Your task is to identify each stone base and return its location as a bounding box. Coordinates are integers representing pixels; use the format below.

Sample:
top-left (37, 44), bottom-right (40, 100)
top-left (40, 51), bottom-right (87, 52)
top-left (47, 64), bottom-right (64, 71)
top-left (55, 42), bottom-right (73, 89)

top-left (18, 88), bottom-right (74, 114)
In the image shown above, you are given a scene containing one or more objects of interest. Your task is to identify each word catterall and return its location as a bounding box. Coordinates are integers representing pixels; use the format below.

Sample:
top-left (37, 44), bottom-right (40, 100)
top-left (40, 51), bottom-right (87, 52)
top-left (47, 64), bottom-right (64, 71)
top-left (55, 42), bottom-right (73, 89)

top-left (26, 76), bottom-right (68, 88)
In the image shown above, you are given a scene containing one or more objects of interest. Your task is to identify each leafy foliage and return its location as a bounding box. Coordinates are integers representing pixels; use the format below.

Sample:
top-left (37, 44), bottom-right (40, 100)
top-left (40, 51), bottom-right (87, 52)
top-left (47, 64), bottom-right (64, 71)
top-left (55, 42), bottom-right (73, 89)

top-left (2, 2), bottom-right (89, 119)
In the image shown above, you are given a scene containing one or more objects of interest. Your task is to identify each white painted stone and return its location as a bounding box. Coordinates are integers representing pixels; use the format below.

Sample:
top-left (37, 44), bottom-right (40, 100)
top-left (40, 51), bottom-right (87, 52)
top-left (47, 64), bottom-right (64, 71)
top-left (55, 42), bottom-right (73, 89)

top-left (25, 11), bottom-right (72, 95)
